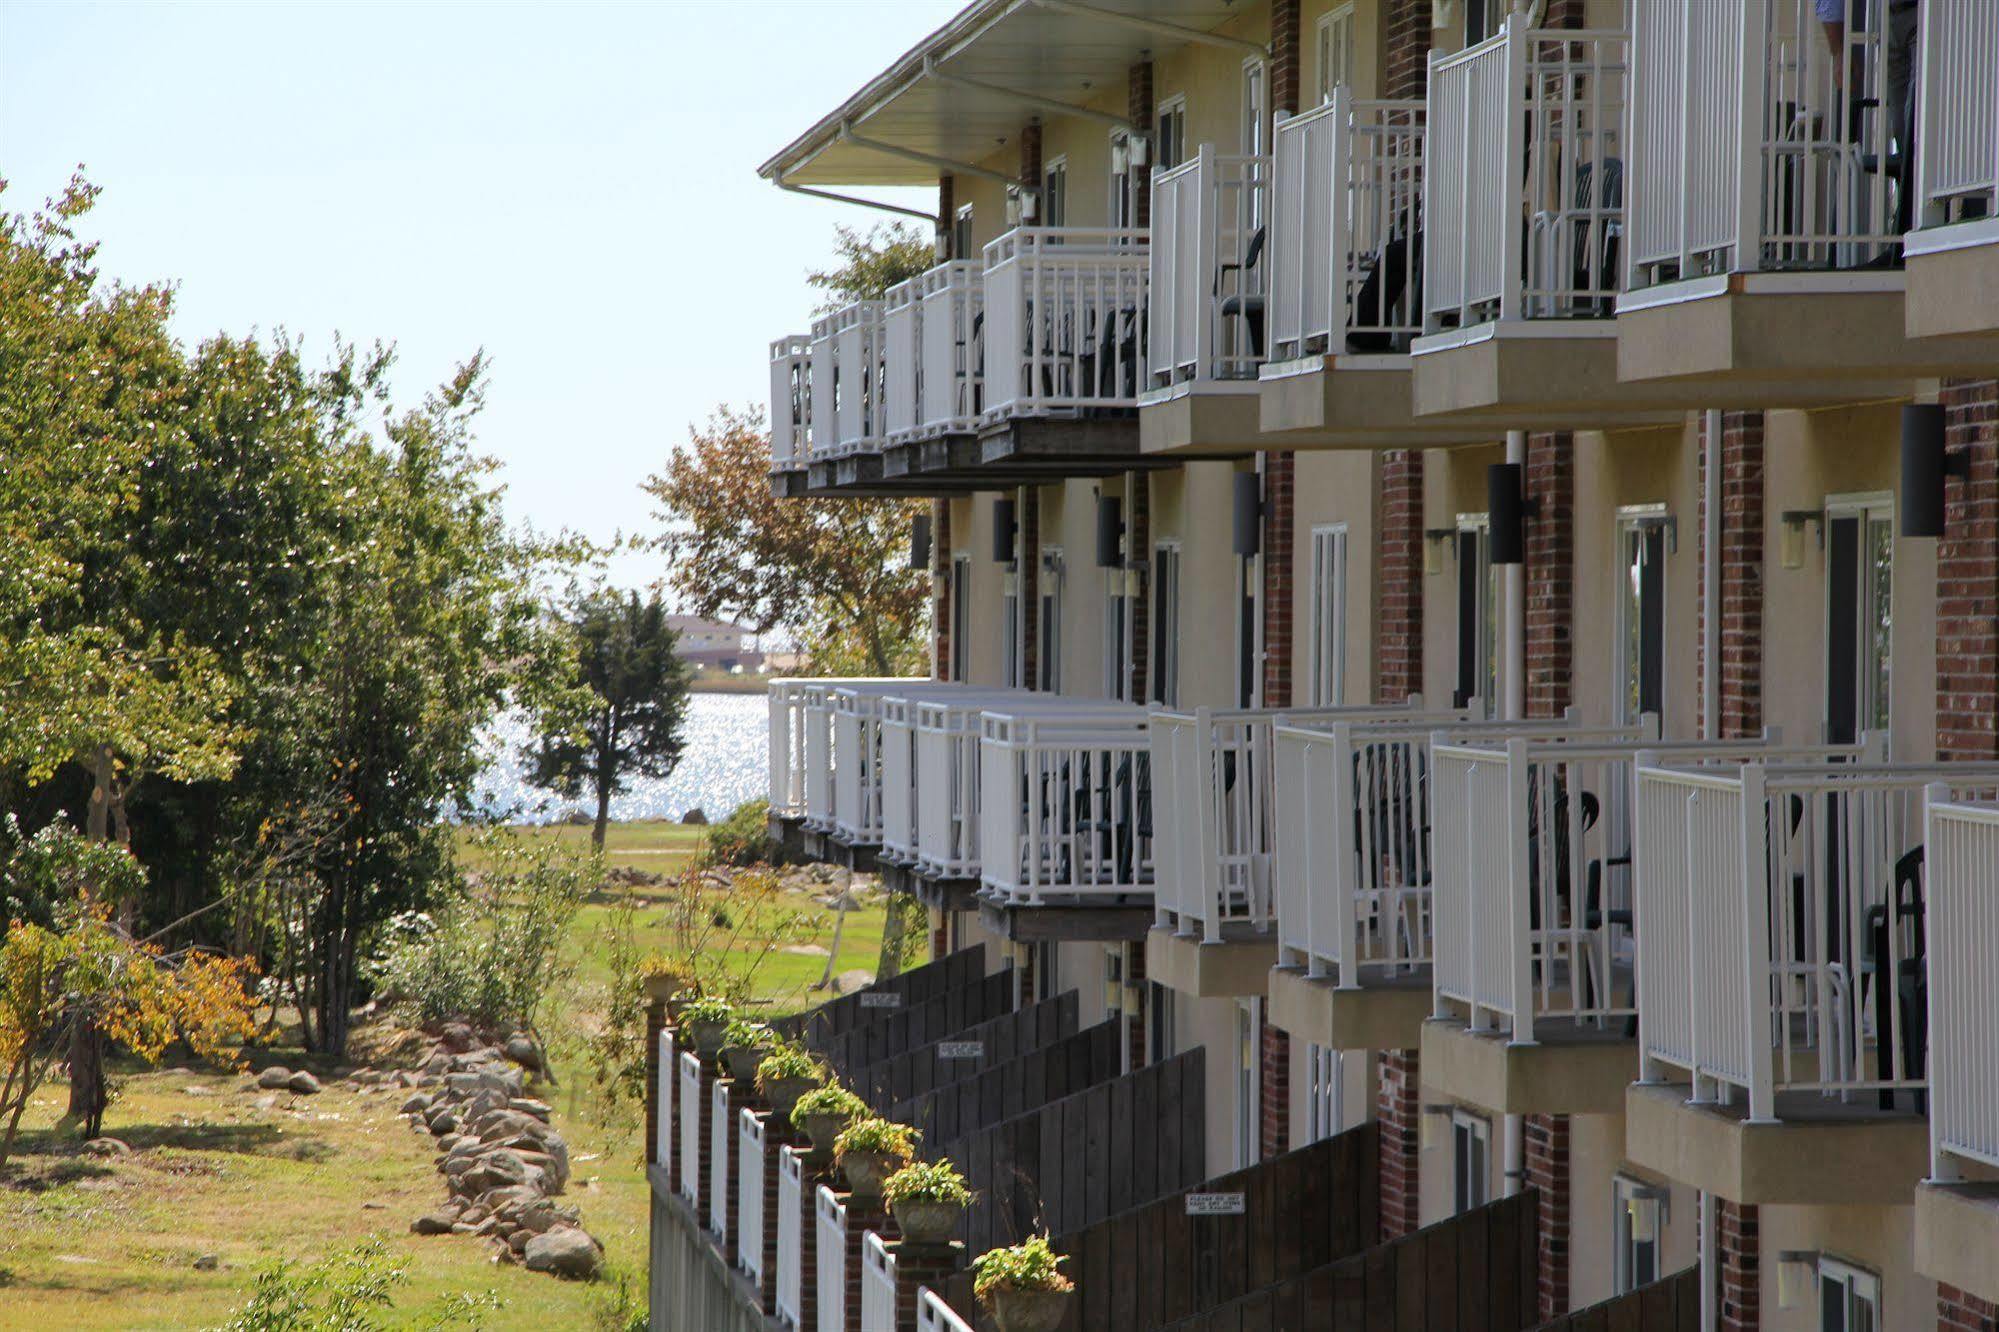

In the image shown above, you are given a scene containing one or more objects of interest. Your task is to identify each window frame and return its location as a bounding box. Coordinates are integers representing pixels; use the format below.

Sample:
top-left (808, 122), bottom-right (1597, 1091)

top-left (1823, 491), bottom-right (1894, 748)
top-left (1316, 3), bottom-right (1357, 106)
top-left (1309, 524), bottom-right (1351, 707)
top-left (1038, 545), bottom-right (1064, 692)
top-left (1612, 1175), bottom-right (1666, 1294)
top-left (1451, 1108), bottom-right (1490, 1214)
top-left (1453, 514), bottom-right (1496, 717)
top-left (1816, 1255), bottom-right (1882, 1332)
top-left (950, 552), bottom-right (971, 682)
top-left (1041, 155), bottom-right (1068, 228)
top-left (1151, 540), bottom-right (1183, 707)
top-left (1612, 504), bottom-right (1669, 726)
top-left (1235, 998), bottom-right (1261, 1169)
top-left (1305, 1043), bottom-right (1343, 1143)
top-left (1156, 95), bottom-right (1188, 173)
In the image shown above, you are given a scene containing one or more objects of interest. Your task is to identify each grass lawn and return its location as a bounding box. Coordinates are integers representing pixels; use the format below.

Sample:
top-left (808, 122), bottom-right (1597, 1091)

top-left (0, 818), bottom-right (887, 1329)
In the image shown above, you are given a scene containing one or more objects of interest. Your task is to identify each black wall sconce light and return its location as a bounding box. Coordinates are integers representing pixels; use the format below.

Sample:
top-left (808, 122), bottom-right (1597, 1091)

top-left (1095, 495), bottom-right (1124, 568)
top-left (1232, 471), bottom-right (1262, 558)
top-left (1901, 403), bottom-right (1968, 538)
top-left (1488, 462), bottom-right (1539, 565)
top-left (1779, 509), bottom-right (1825, 569)
top-left (991, 496), bottom-right (1017, 565)
top-left (909, 512), bottom-right (932, 570)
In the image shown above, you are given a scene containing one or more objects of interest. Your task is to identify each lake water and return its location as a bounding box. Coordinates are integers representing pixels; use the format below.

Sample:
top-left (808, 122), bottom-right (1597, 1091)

top-left (468, 690), bottom-right (769, 824)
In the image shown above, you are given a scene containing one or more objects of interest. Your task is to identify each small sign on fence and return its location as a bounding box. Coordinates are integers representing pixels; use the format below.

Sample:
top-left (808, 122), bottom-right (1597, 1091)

top-left (938, 1041), bottom-right (984, 1060)
top-left (859, 993), bottom-right (902, 1009)
top-left (1185, 1192), bottom-right (1246, 1216)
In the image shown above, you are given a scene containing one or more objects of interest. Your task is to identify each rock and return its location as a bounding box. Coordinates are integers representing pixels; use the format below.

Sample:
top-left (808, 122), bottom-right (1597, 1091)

top-left (833, 969), bottom-right (874, 995)
top-left (439, 1022), bottom-right (476, 1052)
top-left (83, 1137), bottom-right (131, 1157)
top-left (411, 1212), bottom-right (456, 1235)
top-left (193, 1253), bottom-right (219, 1271)
top-left (508, 1098), bottom-right (552, 1122)
top-left (256, 1067), bottom-right (294, 1090)
top-left (508, 1229), bottom-right (532, 1254)
top-left (362, 1201), bottom-right (386, 1210)
top-left (286, 1071), bottom-right (322, 1095)
top-left (681, 807), bottom-right (708, 825)
top-left (563, 810), bottom-right (591, 827)
top-left (523, 1227), bottom-right (601, 1279)
top-left (502, 1035), bottom-right (539, 1070)
top-left (253, 1094), bottom-right (279, 1112)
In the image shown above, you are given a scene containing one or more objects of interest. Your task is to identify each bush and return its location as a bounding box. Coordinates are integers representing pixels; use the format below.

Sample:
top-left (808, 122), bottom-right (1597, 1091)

top-left (213, 1236), bottom-right (502, 1330)
top-left (833, 1116), bottom-right (918, 1167)
top-left (971, 1235), bottom-right (1072, 1306)
top-left (677, 994), bottom-right (734, 1027)
top-left (791, 1084), bottom-right (866, 1121)
top-left (754, 1043), bottom-right (821, 1095)
top-left (700, 798), bottom-right (778, 868)
top-left (721, 1017), bottom-right (773, 1052)
top-left (882, 1159), bottom-right (973, 1208)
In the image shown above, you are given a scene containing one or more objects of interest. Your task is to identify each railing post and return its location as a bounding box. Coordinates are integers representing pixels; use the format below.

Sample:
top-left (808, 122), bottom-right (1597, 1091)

top-left (1194, 707), bottom-right (1221, 941)
top-left (1731, 0), bottom-right (1767, 272)
top-left (1506, 737), bottom-right (1535, 1044)
top-left (1632, 753), bottom-right (1660, 1083)
top-left (1330, 724), bottom-right (1360, 988)
top-left (1497, 19), bottom-right (1526, 323)
top-left (1329, 86), bottom-right (1353, 338)
top-left (1684, 788), bottom-right (1710, 1102)
top-left (1923, 781), bottom-right (1958, 1182)
top-left (1739, 763), bottom-right (1776, 1121)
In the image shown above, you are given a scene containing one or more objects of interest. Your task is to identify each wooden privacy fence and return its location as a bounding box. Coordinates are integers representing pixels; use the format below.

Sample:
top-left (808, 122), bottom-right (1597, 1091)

top-left (891, 1020), bottom-right (1124, 1148)
top-left (1149, 1189), bottom-right (1541, 1332)
top-left (820, 971), bottom-right (1014, 1079)
top-left (1530, 1266), bottom-right (1700, 1332)
top-left (788, 945), bottom-right (987, 1047)
top-left (854, 991), bottom-right (1079, 1110)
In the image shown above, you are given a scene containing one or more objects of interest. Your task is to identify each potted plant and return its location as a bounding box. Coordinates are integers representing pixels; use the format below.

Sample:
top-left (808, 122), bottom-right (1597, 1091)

top-left (881, 1159), bottom-right (974, 1245)
top-left (972, 1235), bottom-right (1073, 1332)
top-left (832, 1117), bottom-right (919, 1203)
top-left (678, 995), bottom-right (734, 1058)
top-left (754, 1044), bottom-right (822, 1120)
top-left (720, 1018), bottom-right (776, 1082)
top-left (791, 1084), bottom-right (867, 1158)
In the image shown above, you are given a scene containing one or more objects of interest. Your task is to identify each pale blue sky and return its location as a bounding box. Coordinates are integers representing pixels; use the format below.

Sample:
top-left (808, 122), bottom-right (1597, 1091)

top-left (0, 0), bottom-right (958, 590)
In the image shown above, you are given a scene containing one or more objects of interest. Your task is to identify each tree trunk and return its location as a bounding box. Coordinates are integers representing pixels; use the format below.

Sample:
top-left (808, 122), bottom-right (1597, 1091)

top-left (876, 892), bottom-right (909, 982)
top-left (66, 1015), bottom-right (107, 1140)
top-left (592, 780), bottom-right (611, 851)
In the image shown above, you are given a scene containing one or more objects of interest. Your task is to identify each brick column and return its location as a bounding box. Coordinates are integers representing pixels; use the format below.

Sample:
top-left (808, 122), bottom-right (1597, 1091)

top-left (1259, 1007), bottom-right (1291, 1160)
top-left (938, 174), bottom-right (955, 258)
top-left (1698, 412), bottom-right (1767, 737)
top-left (1524, 433), bottom-right (1574, 719)
top-left (1022, 488), bottom-right (1040, 690)
top-left (1019, 122), bottom-right (1042, 203)
top-left (1718, 1199), bottom-right (1760, 1332)
top-left (1128, 63), bottom-right (1154, 228)
top-left (1384, 0), bottom-right (1433, 100)
top-left (1938, 377), bottom-right (1999, 760)
top-left (1130, 476), bottom-right (1152, 701)
top-left (839, 1198), bottom-right (898, 1332)
top-left (1271, 0), bottom-right (1301, 115)
top-left (644, 982), bottom-right (669, 1166)
top-left (935, 501), bottom-right (953, 681)
top-left (1941, 1284), bottom-right (1999, 1331)
top-left (754, 1115), bottom-right (807, 1313)
top-left (1263, 454), bottom-right (1297, 707)
top-left (1377, 1050), bottom-right (1421, 1240)
top-left (694, 1059), bottom-right (718, 1222)
top-left (1526, 1113), bottom-right (1571, 1321)
top-left (1377, 451), bottom-right (1425, 704)
top-left (893, 1241), bottom-right (964, 1329)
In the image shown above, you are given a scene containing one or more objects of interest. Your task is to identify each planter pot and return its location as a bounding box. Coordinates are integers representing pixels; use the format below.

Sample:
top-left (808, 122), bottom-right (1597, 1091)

top-left (839, 1150), bottom-right (904, 1202)
top-left (763, 1075), bottom-right (817, 1121)
top-left (798, 1111), bottom-right (848, 1156)
top-left (685, 1018), bottom-right (728, 1057)
top-left (987, 1288), bottom-right (1072, 1332)
top-left (723, 1045), bottom-right (770, 1083)
top-left (891, 1198), bottom-right (965, 1245)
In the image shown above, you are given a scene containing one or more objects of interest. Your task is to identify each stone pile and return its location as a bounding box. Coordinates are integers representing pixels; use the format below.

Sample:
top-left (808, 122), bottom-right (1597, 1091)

top-left (397, 1024), bottom-right (602, 1279)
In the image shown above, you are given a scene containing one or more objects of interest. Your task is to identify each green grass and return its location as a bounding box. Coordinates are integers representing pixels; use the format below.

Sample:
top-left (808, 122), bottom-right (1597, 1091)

top-left (0, 818), bottom-right (887, 1328)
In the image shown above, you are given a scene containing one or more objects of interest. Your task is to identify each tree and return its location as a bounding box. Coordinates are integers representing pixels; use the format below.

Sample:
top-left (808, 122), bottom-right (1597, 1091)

top-left (526, 589), bottom-right (692, 848)
top-left (645, 406), bottom-right (928, 674)
top-left (806, 222), bottom-right (936, 310)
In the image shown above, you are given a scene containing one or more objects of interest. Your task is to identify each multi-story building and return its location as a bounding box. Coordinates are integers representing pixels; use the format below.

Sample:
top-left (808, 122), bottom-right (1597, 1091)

top-left (649, 2), bottom-right (1999, 1329)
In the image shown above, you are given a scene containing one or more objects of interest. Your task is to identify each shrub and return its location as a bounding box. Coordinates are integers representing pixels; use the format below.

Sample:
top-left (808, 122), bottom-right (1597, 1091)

top-left (700, 798), bottom-right (778, 868)
top-left (833, 1116), bottom-right (918, 1167)
top-left (677, 994), bottom-right (734, 1027)
top-left (971, 1235), bottom-right (1072, 1306)
top-left (791, 1084), bottom-right (866, 1121)
top-left (721, 1017), bottom-right (773, 1052)
top-left (213, 1235), bottom-right (502, 1330)
top-left (754, 1043), bottom-right (822, 1095)
top-left (882, 1159), bottom-right (973, 1209)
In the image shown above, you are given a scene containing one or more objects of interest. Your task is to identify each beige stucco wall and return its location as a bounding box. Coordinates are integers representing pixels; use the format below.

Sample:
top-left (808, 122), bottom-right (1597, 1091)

top-left (1760, 1203), bottom-right (1932, 1332)
top-left (1148, 461), bottom-right (1248, 709)
top-left (1046, 476), bottom-right (1114, 700)
top-left (1419, 441), bottom-right (1505, 710)
top-left (1565, 1111), bottom-right (1700, 1312)
top-left (950, 492), bottom-right (1011, 688)
top-left (1292, 449), bottom-right (1383, 704)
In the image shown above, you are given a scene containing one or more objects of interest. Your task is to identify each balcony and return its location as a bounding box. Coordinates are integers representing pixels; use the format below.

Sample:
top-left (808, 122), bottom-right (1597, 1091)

top-left (1904, 1), bottom-right (1999, 340)
top-left (737, 1109), bottom-right (766, 1298)
top-left (1618, 0), bottom-right (1995, 390)
top-left (829, 681), bottom-right (965, 853)
top-left (767, 676), bottom-right (925, 861)
top-left (1142, 145), bottom-right (1269, 453)
top-left (1916, 800), bottom-right (1999, 1307)
top-left (768, 334), bottom-right (813, 495)
top-left (1625, 755), bottom-right (1999, 1206)
top-left (880, 260), bottom-right (984, 466)
top-left (775, 1146), bottom-right (804, 1329)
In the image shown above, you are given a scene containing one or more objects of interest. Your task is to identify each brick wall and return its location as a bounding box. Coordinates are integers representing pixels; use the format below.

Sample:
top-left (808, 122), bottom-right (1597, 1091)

top-left (754, 1116), bottom-right (807, 1312)
top-left (1019, 121), bottom-right (1041, 198)
top-left (1526, 1113), bottom-right (1571, 1321)
top-left (1384, 0), bottom-right (1432, 100)
top-left (938, 174), bottom-right (954, 258)
top-left (1718, 1199), bottom-right (1760, 1332)
top-left (1022, 488), bottom-right (1040, 689)
top-left (1377, 451), bottom-right (1425, 704)
top-left (1259, 1008), bottom-right (1290, 1160)
top-left (1129, 63), bottom-right (1153, 229)
top-left (1131, 476), bottom-right (1152, 701)
top-left (1937, 377), bottom-right (1999, 759)
top-left (1377, 1050), bottom-right (1422, 1239)
top-left (935, 500), bottom-right (953, 681)
top-left (645, 997), bottom-right (665, 1165)
top-left (1262, 454), bottom-right (1297, 707)
top-left (1697, 413), bottom-right (1767, 738)
top-left (1941, 1284), bottom-right (1999, 1331)
top-left (1525, 433), bottom-right (1575, 718)
top-left (1272, 0), bottom-right (1301, 115)
top-left (837, 1197), bottom-right (896, 1331)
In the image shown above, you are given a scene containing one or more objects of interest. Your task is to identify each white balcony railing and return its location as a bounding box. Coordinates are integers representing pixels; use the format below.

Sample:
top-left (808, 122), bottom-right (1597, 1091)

top-left (979, 702), bottom-right (1153, 904)
top-left (1928, 799), bottom-right (1999, 1179)
top-left (1426, 17), bottom-right (1627, 330)
top-left (768, 677), bottom-right (918, 833)
top-left (886, 260), bottom-right (985, 441)
top-left (709, 1077), bottom-right (730, 1238)
top-left (810, 300), bottom-right (887, 458)
top-left (1269, 89), bottom-right (1427, 361)
top-left (656, 1028), bottom-right (675, 1172)
top-left (1149, 144), bottom-right (1272, 387)
top-left (770, 334), bottom-right (814, 469)
top-left (860, 1229), bottom-right (898, 1332)
top-left (770, 677), bottom-right (819, 820)
top-left (739, 1109), bottom-right (766, 1287)
top-left (776, 1146), bottom-right (805, 1329)
top-left (981, 227), bottom-right (1149, 419)
top-left (678, 1051), bottom-right (702, 1209)
top-left (1915, 0), bottom-right (1999, 229)
top-left (1634, 757), bottom-right (1999, 1121)
top-left (815, 1185), bottom-right (848, 1332)
top-left (831, 681), bottom-right (960, 846)
top-left (1628, 0), bottom-right (1901, 287)
top-left (917, 1289), bottom-right (976, 1332)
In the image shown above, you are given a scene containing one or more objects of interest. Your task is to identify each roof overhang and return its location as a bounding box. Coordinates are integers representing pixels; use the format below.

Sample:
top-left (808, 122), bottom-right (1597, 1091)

top-left (760, 0), bottom-right (1266, 190)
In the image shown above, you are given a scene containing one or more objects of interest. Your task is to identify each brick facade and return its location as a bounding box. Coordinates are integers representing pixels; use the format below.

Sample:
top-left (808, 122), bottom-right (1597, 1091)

top-left (1128, 63), bottom-right (1153, 229)
top-left (1937, 377), bottom-right (1999, 760)
top-left (1022, 488), bottom-right (1040, 689)
top-left (1377, 451), bottom-right (1425, 704)
top-left (1131, 475), bottom-right (1152, 701)
top-left (1697, 412), bottom-right (1767, 738)
top-left (1525, 433), bottom-right (1575, 718)
top-left (1384, 0), bottom-right (1432, 100)
top-left (1377, 1049), bottom-right (1422, 1240)
top-left (934, 500), bottom-right (953, 681)
top-left (1262, 454), bottom-right (1297, 707)
top-left (1941, 1284), bottom-right (1999, 1332)
top-left (1525, 1113), bottom-right (1571, 1321)
top-left (1259, 1007), bottom-right (1290, 1160)
top-left (1271, 0), bottom-right (1301, 116)
top-left (1019, 120), bottom-right (1041, 200)
top-left (1718, 1199), bottom-right (1760, 1332)
top-left (645, 995), bottom-right (666, 1166)
top-left (938, 173), bottom-right (954, 258)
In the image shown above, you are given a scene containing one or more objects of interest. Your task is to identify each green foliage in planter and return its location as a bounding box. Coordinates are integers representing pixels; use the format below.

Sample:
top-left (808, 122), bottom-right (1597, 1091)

top-left (791, 1084), bottom-right (866, 1121)
top-left (832, 1116), bottom-right (919, 1166)
top-left (677, 994), bottom-right (734, 1027)
top-left (881, 1159), bottom-right (973, 1209)
top-left (720, 1017), bottom-right (774, 1052)
top-left (972, 1235), bottom-right (1073, 1305)
top-left (753, 1043), bottom-right (822, 1094)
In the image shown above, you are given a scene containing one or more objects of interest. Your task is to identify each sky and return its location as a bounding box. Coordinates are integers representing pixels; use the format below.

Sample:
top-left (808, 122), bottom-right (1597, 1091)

top-left (0, 0), bottom-right (961, 591)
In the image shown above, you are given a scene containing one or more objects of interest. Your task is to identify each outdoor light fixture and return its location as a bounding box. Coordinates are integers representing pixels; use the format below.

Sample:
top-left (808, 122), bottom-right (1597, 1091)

top-left (1901, 403), bottom-right (1967, 538)
top-left (1776, 1251), bottom-right (1821, 1310)
top-left (1129, 133), bottom-right (1150, 168)
top-left (1418, 1103), bottom-right (1454, 1152)
top-left (1111, 139), bottom-right (1130, 175)
top-left (1424, 528), bottom-right (1456, 576)
top-left (909, 512), bottom-right (932, 570)
top-left (1780, 509), bottom-right (1825, 570)
top-left (1623, 1184), bottom-right (1669, 1244)
top-left (1488, 463), bottom-right (1537, 565)
top-left (1095, 495), bottom-right (1124, 568)
top-left (1232, 471), bottom-right (1262, 557)
top-left (992, 496), bottom-right (1017, 565)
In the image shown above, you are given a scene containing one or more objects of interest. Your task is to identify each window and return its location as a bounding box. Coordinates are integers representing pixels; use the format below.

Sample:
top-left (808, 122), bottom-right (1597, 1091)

top-left (1615, 508), bottom-right (1668, 725)
top-left (1316, 4), bottom-right (1356, 104)
top-left (1309, 525), bottom-right (1350, 706)
top-left (1147, 979), bottom-right (1176, 1066)
top-left (950, 553), bottom-right (970, 682)
top-left (1109, 129), bottom-right (1137, 229)
top-left (1241, 59), bottom-right (1267, 158)
top-left (1152, 542), bottom-right (1182, 706)
top-left (1453, 517), bottom-right (1496, 716)
top-left (1817, 1257), bottom-right (1881, 1332)
top-left (952, 204), bottom-right (974, 262)
top-left (1156, 96), bottom-right (1187, 172)
top-left (1613, 1176), bottom-right (1667, 1293)
top-left (1825, 495), bottom-right (1893, 746)
top-left (1451, 1110), bottom-right (1489, 1213)
top-left (1235, 999), bottom-right (1261, 1168)
top-left (1465, 0), bottom-right (1500, 45)
top-left (1042, 157), bottom-right (1068, 228)
top-left (1305, 1044), bottom-right (1344, 1143)
top-left (1039, 547), bottom-right (1064, 692)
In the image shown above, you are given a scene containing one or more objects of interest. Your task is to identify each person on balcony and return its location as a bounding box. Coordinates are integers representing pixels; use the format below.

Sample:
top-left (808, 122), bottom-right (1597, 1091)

top-left (1816, 0), bottom-right (1919, 236)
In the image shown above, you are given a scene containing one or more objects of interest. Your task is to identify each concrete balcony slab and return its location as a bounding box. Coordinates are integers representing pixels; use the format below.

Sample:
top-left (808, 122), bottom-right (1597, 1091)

top-left (1905, 220), bottom-right (1999, 340)
top-left (1144, 924), bottom-right (1276, 999)
top-left (1266, 964), bottom-right (1430, 1052)
top-left (1420, 1015), bottom-right (1638, 1117)
top-left (1916, 1181), bottom-right (1999, 1307)
top-left (1256, 354), bottom-right (1487, 448)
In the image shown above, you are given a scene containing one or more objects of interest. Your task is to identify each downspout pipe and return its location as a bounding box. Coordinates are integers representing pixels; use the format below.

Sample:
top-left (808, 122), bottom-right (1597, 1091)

top-left (1502, 429), bottom-right (1526, 1197)
top-left (1702, 409), bottom-right (1722, 739)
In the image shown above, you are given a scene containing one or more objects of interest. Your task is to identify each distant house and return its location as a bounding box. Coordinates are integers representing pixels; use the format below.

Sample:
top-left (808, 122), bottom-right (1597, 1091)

top-left (666, 615), bottom-right (763, 673)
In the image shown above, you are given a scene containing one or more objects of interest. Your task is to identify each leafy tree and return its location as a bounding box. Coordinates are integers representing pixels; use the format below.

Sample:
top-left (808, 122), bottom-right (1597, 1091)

top-left (527, 589), bottom-right (692, 848)
top-left (645, 406), bottom-right (928, 675)
top-left (806, 222), bottom-right (935, 312)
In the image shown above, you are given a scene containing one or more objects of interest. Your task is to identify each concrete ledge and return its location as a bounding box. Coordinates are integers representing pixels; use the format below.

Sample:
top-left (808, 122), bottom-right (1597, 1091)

top-left (1266, 964), bottom-right (1430, 1051)
top-left (1906, 238), bottom-right (1999, 340)
top-left (1408, 323), bottom-right (1687, 424)
top-left (1255, 356), bottom-right (1484, 447)
top-left (1138, 387), bottom-right (1263, 457)
top-left (976, 894), bottom-right (1153, 943)
top-left (1419, 1016), bottom-right (1637, 1117)
top-left (1144, 926), bottom-right (1276, 999)
top-left (1916, 1181), bottom-right (1999, 1306)
top-left (1623, 1081), bottom-right (1930, 1206)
